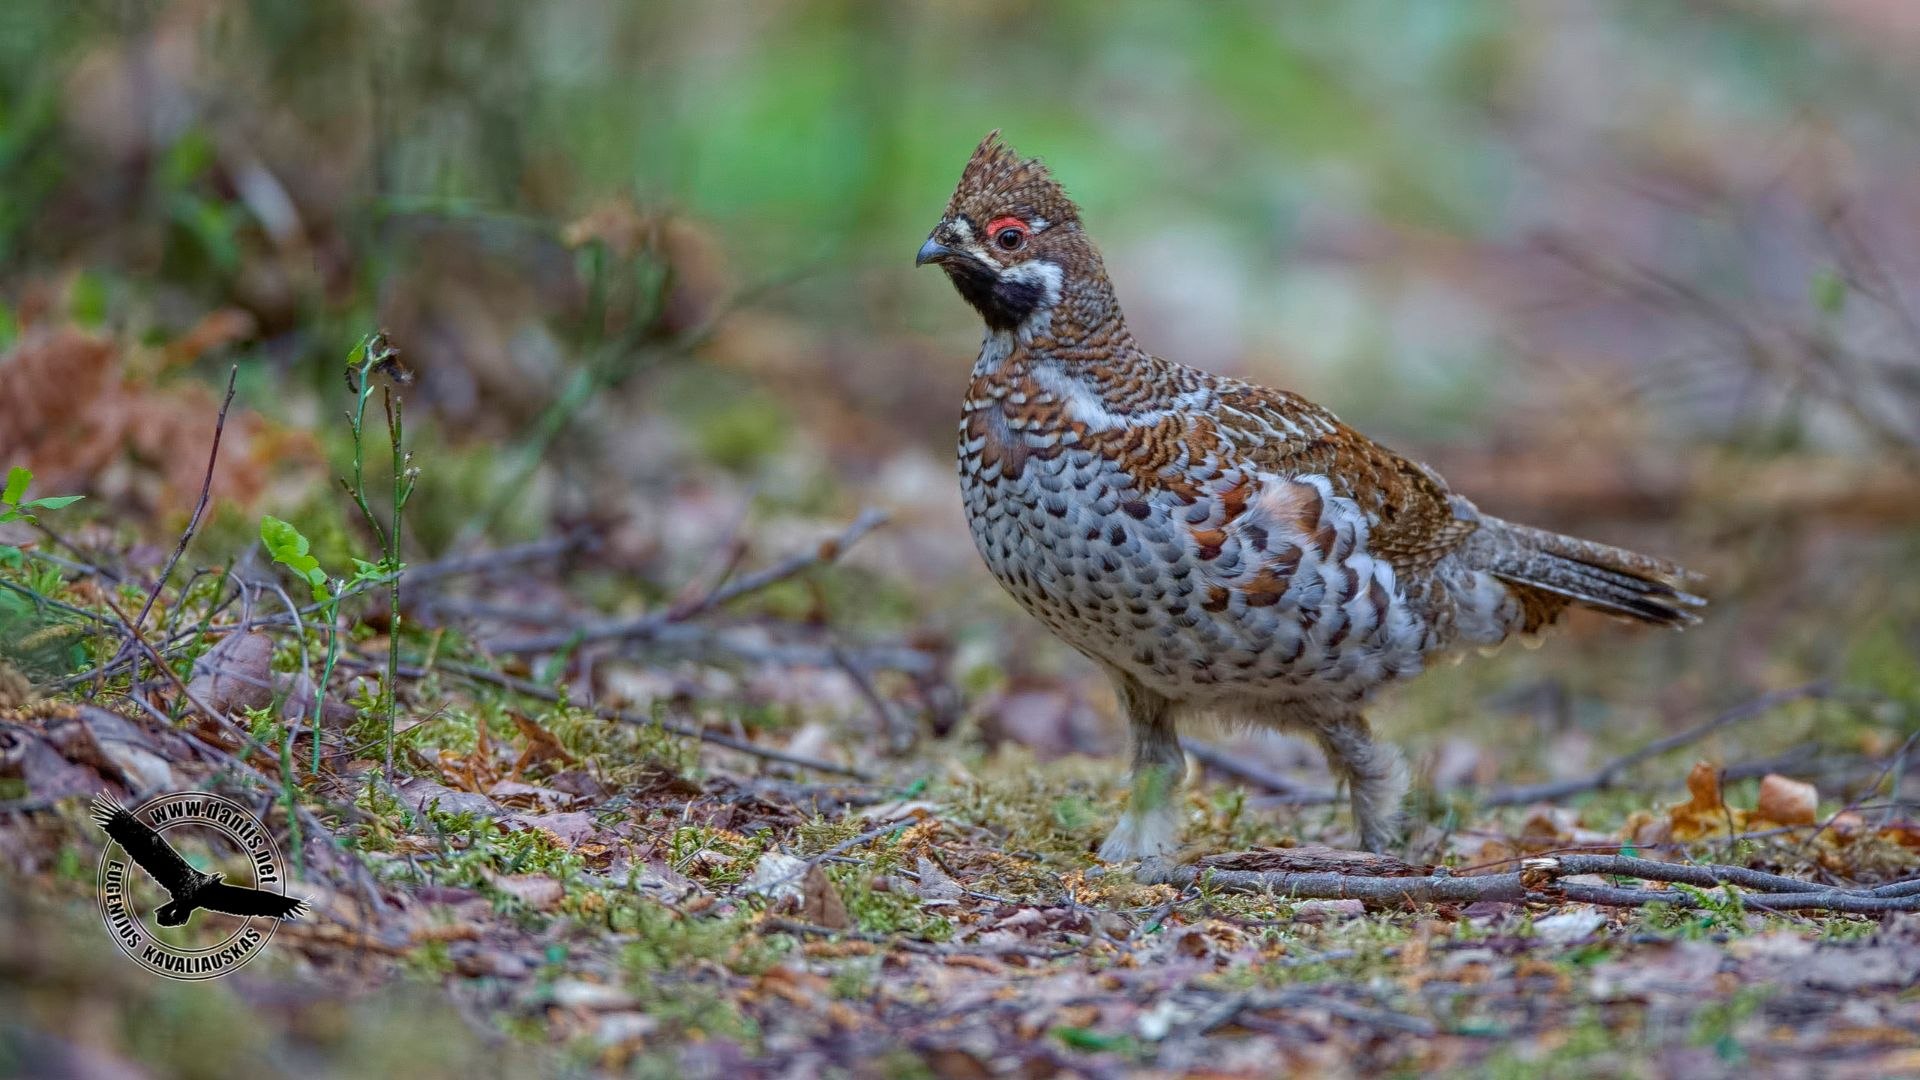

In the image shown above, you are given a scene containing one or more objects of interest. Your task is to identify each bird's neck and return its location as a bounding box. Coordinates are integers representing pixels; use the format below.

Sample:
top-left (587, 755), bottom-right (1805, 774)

top-left (971, 272), bottom-right (1138, 382)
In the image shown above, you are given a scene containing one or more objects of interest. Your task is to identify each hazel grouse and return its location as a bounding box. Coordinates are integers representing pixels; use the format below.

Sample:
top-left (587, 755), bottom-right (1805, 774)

top-left (917, 132), bottom-right (1704, 863)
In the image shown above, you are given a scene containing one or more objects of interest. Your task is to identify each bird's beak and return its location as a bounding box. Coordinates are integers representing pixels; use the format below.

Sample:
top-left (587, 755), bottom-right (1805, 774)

top-left (915, 235), bottom-right (953, 267)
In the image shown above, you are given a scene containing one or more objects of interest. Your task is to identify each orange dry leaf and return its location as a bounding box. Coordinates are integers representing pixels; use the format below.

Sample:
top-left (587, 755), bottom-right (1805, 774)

top-left (1756, 774), bottom-right (1819, 827)
top-left (1631, 762), bottom-right (1824, 845)
top-left (0, 326), bottom-right (316, 514)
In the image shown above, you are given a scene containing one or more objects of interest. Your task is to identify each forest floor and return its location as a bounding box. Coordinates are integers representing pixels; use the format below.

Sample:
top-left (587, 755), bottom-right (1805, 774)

top-left (3, 348), bottom-right (1919, 1078)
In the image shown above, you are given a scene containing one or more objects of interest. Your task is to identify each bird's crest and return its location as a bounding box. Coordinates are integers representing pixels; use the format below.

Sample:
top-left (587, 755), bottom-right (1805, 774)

top-left (945, 130), bottom-right (1080, 228)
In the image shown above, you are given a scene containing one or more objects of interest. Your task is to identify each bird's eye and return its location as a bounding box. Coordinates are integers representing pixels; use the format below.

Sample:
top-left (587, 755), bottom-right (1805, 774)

top-left (987, 217), bottom-right (1029, 252)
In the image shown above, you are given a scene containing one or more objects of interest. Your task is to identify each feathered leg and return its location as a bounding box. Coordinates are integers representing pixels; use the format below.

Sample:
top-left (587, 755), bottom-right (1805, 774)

top-left (1097, 671), bottom-right (1184, 863)
top-left (1308, 711), bottom-right (1408, 854)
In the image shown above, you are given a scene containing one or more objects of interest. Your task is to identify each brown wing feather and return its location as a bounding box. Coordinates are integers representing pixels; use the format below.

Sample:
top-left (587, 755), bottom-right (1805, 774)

top-left (1214, 384), bottom-right (1477, 572)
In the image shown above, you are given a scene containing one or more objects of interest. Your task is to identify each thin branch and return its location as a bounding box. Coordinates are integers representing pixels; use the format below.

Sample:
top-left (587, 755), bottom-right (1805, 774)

top-left (1157, 847), bottom-right (1920, 915)
top-left (1181, 738), bottom-right (1339, 804)
top-left (485, 509), bottom-right (888, 655)
top-left (128, 365), bottom-right (238, 637)
top-left (748, 819), bottom-right (915, 897)
top-left (1475, 682), bottom-right (1830, 807)
top-left (760, 917), bottom-right (1081, 960)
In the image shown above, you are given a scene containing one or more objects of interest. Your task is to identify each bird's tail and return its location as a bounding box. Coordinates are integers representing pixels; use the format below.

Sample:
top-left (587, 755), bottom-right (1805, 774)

top-left (1469, 518), bottom-right (1706, 629)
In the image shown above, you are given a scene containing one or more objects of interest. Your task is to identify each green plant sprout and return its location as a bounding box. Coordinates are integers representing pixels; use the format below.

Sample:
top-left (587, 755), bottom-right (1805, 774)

top-left (0, 465), bottom-right (85, 567)
top-left (261, 333), bottom-right (416, 782)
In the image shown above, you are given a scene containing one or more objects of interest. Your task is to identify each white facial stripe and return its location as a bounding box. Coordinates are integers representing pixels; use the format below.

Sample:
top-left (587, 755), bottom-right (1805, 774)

top-left (998, 260), bottom-right (1063, 305)
top-left (948, 218), bottom-right (975, 242)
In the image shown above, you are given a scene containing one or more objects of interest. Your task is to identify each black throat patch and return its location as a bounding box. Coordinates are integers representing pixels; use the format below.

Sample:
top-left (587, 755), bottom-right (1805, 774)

top-left (943, 259), bottom-right (1047, 332)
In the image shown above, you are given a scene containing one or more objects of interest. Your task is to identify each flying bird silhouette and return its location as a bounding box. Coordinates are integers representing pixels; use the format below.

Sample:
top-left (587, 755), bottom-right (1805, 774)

top-left (92, 795), bottom-right (307, 926)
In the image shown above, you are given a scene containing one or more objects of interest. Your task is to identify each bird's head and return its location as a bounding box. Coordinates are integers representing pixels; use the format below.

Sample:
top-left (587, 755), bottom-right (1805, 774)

top-left (917, 131), bottom-right (1104, 335)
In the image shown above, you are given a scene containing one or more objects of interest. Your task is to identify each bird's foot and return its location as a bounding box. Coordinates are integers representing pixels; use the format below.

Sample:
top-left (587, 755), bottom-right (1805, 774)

top-left (1098, 807), bottom-right (1179, 864)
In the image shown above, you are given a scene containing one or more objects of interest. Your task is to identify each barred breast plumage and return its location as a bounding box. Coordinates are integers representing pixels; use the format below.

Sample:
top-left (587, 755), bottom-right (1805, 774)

top-left (922, 132), bottom-right (1704, 863)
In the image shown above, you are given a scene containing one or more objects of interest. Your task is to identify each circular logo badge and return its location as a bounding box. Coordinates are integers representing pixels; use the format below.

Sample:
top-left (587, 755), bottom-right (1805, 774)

top-left (92, 791), bottom-right (306, 980)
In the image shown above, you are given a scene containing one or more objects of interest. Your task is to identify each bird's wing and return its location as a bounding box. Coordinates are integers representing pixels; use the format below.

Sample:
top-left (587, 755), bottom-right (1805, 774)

top-left (196, 882), bottom-right (308, 920)
top-left (1209, 383), bottom-right (1478, 573)
top-left (91, 795), bottom-right (200, 894)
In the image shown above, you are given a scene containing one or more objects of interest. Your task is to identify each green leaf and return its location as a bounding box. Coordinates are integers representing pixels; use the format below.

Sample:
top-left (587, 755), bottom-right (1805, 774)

top-left (261, 515), bottom-right (330, 602)
top-left (1052, 1027), bottom-right (1128, 1053)
top-left (1811, 267), bottom-right (1847, 316)
top-left (0, 545), bottom-right (21, 568)
top-left (21, 495), bottom-right (82, 511)
top-left (2, 465), bottom-right (29, 506)
top-left (69, 271), bottom-right (107, 328)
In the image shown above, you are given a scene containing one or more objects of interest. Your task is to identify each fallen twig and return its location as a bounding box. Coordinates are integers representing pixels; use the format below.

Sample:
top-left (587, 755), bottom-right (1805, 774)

top-left (127, 365), bottom-right (238, 638)
top-left (1476, 682), bottom-right (1831, 807)
top-left (485, 509), bottom-right (888, 655)
top-left (1158, 846), bottom-right (1920, 915)
top-left (1181, 738), bottom-right (1339, 804)
top-left (760, 917), bottom-right (1081, 960)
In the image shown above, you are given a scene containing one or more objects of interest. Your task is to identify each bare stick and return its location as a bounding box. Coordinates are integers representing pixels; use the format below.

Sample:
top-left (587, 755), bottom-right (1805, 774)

top-left (1181, 738), bottom-right (1339, 804)
top-left (1158, 847), bottom-right (1920, 915)
top-left (1476, 681), bottom-right (1830, 807)
top-left (128, 365), bottom-right (239, 637)
top-left (749, 819), bottom-right (915, 897)
top-left (485, 509), bottom-right (888, 655)
top-left (396, 532), bottom-right (589, 591)
top-left (760, 917), bottom-right (1081, 960)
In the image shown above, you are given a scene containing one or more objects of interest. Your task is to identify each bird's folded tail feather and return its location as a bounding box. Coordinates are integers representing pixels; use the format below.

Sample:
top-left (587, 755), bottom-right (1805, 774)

top-left (1472, 519), bottom-right (1706, 628)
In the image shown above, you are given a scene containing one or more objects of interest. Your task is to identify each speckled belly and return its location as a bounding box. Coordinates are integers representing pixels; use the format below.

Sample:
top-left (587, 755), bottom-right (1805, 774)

top-left (959, 443), bottom-right (1431, 704)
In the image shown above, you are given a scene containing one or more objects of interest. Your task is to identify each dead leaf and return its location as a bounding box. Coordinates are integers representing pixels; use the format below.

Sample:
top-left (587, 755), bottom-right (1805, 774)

top-left (798, 865), bottom-right (850, 930)
top-left (0, 326), bottom-right (313, 512)
top-left (396, 776), bottom-right (501, 819)
top-left (1756, 774), bottom-right (1819, 827)
top-left (746, 851), bottom-right (810, 902)
top-left (487, 779), bottom-right (574, 811)
top-left (488, 872), bottom-right (564, 910)
top-left (1664, 761), bottom-right (1739, 842)
top-left (509, 712), bottom-right (579, 773)
top-left (915, 856), bottom-right (963, 904)
top-left (1293, 899), bottom-right (1367, 923)
top-left (186, 631), bottom-right (276, 716)
top-left (163, 308), bottom-right (257, 367)
top-left (500, 811), bottom-right (598, 847)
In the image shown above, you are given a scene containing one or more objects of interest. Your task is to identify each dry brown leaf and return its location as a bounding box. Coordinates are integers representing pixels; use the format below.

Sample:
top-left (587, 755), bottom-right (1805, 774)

top-left (185, 631), bottom-right (276, 716)
top-left (914, 855), bottom-right (963, 904)
top-left (509, 712), bottom-right (579, 774)
top-left (1664, 761), bottom-right (1741, 842)
top-left (487, 779), bottom-right (574, 811)
top-left (500, 810), bottom-right (598, 847)
top-left (488, 872), bottom-right (564, 910)
top-left (0, 326), bottom-right (317, 513)
top-left (1756, 774), bottom-right (1819, 827)
top-left (798, 864), bottom-right (850, 930)
top-left (163, 308), bottom-right (257, 368)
